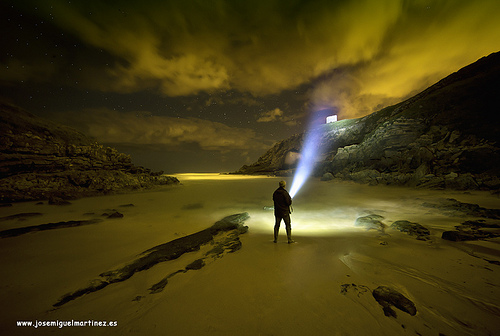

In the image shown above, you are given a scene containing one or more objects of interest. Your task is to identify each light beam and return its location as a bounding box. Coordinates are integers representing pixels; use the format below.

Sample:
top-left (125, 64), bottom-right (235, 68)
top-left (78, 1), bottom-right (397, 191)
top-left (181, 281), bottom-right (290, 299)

top-left (289, 108), bottom-right (331, 198)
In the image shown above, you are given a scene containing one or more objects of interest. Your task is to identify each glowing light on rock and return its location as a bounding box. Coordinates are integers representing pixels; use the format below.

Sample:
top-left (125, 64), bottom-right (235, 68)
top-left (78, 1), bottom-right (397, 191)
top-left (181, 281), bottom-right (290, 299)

top-left (326, 115), bottom-right (338, 123)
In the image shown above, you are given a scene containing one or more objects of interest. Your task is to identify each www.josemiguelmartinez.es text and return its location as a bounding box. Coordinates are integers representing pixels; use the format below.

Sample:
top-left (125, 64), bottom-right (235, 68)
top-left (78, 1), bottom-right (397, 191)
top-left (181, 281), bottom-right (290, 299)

top-left (17, 320), bottom-right (118, 329)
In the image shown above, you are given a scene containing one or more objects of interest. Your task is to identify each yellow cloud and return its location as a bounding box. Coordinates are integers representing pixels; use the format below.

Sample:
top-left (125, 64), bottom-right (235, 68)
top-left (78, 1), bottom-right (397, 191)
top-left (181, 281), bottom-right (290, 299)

top-left (16, 0), bottom-right (500, 116)
top-left (257, 108), bottom-right (299, 126)
top-left (257, 108), bottom-right (283, 122)
top-left (310, 0), bottom-right (500, 118)
top-left (69, 108), bottom-right (268, 152)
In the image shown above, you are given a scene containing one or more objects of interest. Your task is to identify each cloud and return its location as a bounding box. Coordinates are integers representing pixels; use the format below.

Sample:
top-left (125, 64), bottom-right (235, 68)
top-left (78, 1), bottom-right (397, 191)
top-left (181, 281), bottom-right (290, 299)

top-left (0, 59), bottom-right (56, 83)
top-left (257, 108), bottom-right (283, 122)
top-left (58, 108), bottom-right (269, 152)
top-left (14, 0), bottom-right (403, 97)
top-left (257, 108), bottom-right (298, 126)
top-left (309, 0), bottom-right (500, 118)
top-left (10, 0), bottom-right (500, 117)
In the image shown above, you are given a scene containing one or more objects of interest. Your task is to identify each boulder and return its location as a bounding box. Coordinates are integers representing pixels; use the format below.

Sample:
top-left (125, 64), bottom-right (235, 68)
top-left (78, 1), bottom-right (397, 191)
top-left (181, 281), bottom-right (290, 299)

top-left (354, 214), bottom-right (386, 232)
top-left (441, 231), bottom-right (478, 241)
top-left (391, 220), bottom-right (430, 240)
top-left (372, 286), bottom-right (417, 317)
top-left (442, 220), bottom-right (500, 241)
top-left (321, 172), bottom-right (334, 181)
top-left (422, 198), bottom-right (500, 219)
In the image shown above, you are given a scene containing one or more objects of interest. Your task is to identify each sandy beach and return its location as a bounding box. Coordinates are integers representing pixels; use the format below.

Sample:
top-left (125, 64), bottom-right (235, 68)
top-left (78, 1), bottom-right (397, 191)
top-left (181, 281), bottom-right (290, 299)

top-left (1, 174), bottom-right (499, 335)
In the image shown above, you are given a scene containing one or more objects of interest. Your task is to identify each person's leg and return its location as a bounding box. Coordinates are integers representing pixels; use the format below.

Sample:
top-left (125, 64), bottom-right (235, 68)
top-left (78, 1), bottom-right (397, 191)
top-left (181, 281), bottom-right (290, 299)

top-left (284, 214), bottom-right (294, 243)
top-left (274, 216), bottom-right (281, 243)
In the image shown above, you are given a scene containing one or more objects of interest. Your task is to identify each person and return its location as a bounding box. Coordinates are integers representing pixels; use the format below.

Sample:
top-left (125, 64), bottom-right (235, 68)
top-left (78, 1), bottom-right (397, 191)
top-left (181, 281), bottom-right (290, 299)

top-left (272, 180), bottom-right (294, 243)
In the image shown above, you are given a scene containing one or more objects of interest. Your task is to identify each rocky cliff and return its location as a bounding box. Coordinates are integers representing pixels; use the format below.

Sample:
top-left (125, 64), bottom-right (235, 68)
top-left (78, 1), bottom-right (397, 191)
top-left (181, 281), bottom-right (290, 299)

top-left (236, 51), bottom-right (500, 191)
top-left (0, 103), bottom-right (179, 202)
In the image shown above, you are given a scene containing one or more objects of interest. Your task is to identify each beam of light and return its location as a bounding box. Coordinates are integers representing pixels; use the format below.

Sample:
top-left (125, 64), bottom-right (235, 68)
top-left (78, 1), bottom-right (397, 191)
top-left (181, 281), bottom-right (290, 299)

top-left (289, 108), bottom-right (331, 198)
top-left (249, 208), bottom-right (363, 236)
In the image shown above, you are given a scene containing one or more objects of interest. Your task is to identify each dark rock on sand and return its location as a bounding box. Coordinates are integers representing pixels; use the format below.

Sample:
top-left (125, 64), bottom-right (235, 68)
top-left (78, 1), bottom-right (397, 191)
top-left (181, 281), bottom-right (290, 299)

top-left (54, 213), bottom-right (250, 307)
top-left (340, 283), bottom-right (371, 297)
top-left (48, 196), bottom-right (71, 206)
top-left (0, 212), bottom-right (43, 222)
top-left (422, 198), bottom-right (500, 219)
top-left (185, 259), bottom-right (205, 271)
top-left (354, 214), bottom-right (386, 232)
top-left (0, 219), bottom-right (102, 238)
top-left (106, 211), bottom-right (124, 219)
top-left (372, 286), bottom-right (417, 317)
top-left (391, 220), bottom-right (430, 240)
top-left (441, 220), bottom-right (500, 241)
top-left (442, 231), bottom-right (478, 241)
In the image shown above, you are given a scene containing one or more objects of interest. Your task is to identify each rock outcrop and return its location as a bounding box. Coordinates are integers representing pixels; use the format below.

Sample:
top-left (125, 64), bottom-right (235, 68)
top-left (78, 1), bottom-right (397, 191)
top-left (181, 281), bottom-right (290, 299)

top-left (54, 212), bottom-right (250, 307)
top-left (441, 220), bottom-right (500, 242)
top-left (354, 214), bottom-right (386, 233)
top-left (236, 52), bottom-right (500, 191)
top-left (0, 103), bottom-right (179, 202)
top-left (391, 220), bottom-right (430, 241)
top-left (372, 286), bottom-right (417, 317)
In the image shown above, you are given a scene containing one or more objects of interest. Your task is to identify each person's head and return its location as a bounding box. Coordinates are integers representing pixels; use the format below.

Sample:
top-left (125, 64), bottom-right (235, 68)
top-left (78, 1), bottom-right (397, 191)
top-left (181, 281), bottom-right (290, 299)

top-left (279, 180), bottom-right (286, 188)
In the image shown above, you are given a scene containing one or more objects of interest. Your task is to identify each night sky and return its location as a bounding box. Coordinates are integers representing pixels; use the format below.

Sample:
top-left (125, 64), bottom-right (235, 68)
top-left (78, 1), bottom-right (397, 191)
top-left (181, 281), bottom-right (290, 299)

top-left (1, 0), bottom-right (499, 173)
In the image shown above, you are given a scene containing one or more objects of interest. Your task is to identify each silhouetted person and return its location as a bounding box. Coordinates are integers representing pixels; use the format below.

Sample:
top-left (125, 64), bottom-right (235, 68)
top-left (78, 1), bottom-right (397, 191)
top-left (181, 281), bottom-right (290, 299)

top-left (273, 180), bottom-right (294, 243)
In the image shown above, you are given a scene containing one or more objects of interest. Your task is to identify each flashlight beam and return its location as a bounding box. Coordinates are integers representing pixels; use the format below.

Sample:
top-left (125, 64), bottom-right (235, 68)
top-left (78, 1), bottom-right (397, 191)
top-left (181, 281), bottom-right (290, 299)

top-left (289, 125), bottom-right (323, 198)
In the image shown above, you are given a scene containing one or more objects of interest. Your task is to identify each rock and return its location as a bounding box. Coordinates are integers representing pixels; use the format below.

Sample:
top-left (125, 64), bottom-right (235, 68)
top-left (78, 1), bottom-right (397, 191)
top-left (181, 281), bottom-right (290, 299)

top-left (372, 286), bottom-right (417, 317)
top-left (48, 196), bottom-right (71, 206)
top-left (422, 198), bottom-right (500, 219)
top-left (185, 259), bottom-right (205, 270)
top-left (233, 134), bottom-right (303, 175)
top-left (354, 214), bottom-right (386, 232)
top-left (106, 211), bottom-right (124, 219)
top-left (0, 103), bottom-right (180, 202)
top-left (54, 213), bottom-right (250, 307)
top-left (340, 283), bottom-right (370, 296)
top-left (0, 219), bottom-right (102, 238)
top-left (350, 169), bottom-right (381, 185)
top-left (441, 231), bottom-right (478, 241)
top-left (445, 173), bottom-right (479, 190)
top-left (391, 220), bottom-right (430, 240)
top-left (209, 212), bottom-right (250, 234)
top-left (321, 172), bottom-right (334, 181)
top-left (441, 220), bottom-right (500, 241)
top-left (0, 212), bottom-right (43, 222)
